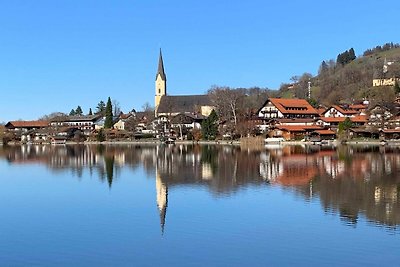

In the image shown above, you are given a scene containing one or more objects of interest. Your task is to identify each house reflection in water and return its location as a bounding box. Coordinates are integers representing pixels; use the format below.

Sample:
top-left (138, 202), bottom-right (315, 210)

top-left (0, 144), bottom-right (399, 230)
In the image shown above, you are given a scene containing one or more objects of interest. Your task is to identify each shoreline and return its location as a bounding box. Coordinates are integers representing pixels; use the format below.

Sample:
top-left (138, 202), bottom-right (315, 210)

top-left (4, 139), bottom-right (400, 146)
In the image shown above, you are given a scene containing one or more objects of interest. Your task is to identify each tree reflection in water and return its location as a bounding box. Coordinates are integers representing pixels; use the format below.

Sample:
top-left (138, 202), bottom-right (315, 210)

top-left (0, 144), bottom-right (399, 229)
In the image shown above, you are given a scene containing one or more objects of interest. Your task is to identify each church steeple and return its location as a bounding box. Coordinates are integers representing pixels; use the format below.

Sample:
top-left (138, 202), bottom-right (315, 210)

top-left (155, 49), bottom-right (167, 113)
top-left (156, 170), bottom-right (168, 235)
top-left (156, 49), bottom-right (166, 81)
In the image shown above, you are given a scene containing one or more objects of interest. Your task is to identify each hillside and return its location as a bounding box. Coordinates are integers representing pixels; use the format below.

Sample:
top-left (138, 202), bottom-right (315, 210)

top-left (278, 44), bottom-right (400, 107)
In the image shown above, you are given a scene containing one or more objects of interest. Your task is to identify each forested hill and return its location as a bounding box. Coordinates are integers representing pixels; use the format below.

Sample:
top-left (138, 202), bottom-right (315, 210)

top-left (278, 43), bottom-right (400, 107)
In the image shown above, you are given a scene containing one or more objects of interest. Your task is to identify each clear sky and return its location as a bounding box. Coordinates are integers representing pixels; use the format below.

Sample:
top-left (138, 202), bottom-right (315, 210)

top-left (1, 0), bottom-right (399, 122)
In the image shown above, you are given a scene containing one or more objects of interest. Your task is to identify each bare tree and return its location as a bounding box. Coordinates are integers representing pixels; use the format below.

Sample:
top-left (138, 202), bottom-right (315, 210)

top-left (39, 112), bottom-right (67, 121)
top-left (112, 99), bottom-right (121, 116)
top-left (208, 86), bottom-right (245, 126)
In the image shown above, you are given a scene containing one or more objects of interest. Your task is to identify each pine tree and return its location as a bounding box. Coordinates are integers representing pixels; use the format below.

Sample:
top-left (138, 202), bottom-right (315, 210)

top-left (88, 108), bottom-right (93, 115)
top-left (104, 97), bottom-right (114, 129)
top-left (75, 106), bottom-right (83, 116)
top-left (349, 48), bottom-right (356, 61)
top-left (69, 109), bottom-right (76, 116)
top-left (96, 101), bottom-right (106, 115)
top-left (394, 81), bottom-right (400, 95)
top-left (201, 110), bottom-right (218, 140)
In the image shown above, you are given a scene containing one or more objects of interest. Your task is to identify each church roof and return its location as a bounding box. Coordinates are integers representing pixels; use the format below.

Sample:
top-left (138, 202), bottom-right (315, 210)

top-left (156, 49), bottom-right (166, 81)
top-left (157, 95), bottom-right (212, 114)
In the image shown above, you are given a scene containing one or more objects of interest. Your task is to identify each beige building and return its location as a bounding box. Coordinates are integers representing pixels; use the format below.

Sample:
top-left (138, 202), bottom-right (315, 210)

top-left (154, 50), bottom-right (214, 117)
top-left (372, 77), bottom-right (400, 87)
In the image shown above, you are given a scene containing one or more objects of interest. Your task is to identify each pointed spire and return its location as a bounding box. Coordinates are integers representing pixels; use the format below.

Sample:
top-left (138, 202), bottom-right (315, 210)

top-left (159, 195), bottom-right (167, 235)
top-left (156, 171), bottom-right (168, 235)
top-left (156, 48), bottom-right (167, 81)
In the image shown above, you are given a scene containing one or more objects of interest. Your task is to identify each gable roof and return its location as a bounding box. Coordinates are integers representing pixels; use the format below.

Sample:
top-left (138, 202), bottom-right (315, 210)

top-left (50, 115), bottom-right (101, 123)
top-left (276, 125), bottom-right (323, 132)
top-left (319, 115), bottom-right (368, 123)
top-left (170, 113), bottom-right (206, 124)
top-left (5, 120), bottom-right (49, 129)
top-left (266, 98), bottom-right (318, 115)
top-left (322, 105), bottom-right (358, 116)
top-left (157, 95), bottom-right (213, 114)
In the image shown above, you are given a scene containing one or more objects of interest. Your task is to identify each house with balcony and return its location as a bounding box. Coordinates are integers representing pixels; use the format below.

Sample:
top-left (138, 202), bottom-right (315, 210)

top-left (257, 98), bottom-right (319, 132)
top-left (50, 115), bottom-right (102, 135)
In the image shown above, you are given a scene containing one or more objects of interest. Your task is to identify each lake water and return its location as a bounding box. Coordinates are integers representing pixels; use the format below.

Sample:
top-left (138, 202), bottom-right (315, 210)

top-left (0, 144), bottom-right (399, 266)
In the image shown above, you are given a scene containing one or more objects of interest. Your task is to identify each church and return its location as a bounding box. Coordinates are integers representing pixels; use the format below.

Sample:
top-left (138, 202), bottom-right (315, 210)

top-left (154, 50), bottom-right (214, 117)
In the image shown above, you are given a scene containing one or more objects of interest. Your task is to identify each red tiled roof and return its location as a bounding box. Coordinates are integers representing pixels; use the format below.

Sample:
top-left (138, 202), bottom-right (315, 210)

top-left (268, 98), bottom-right (318, 115)
top-left (349, 104), bottom-right (367, 110)
top-left (320, 117), bottom-right (346, 123)
top-left (276, 125), bottom-right (323, 132)
top-left (274, 118), bottom-right (315, 123)
top-left (351, 115), bottom-right (368, 122)
top-left (6, 120), bottom-right (49, 128)
top-left (317, 108), bottom-right (326, 115)
top-left (320, 116), bottom-right (368, 123)
top-left (332, 105), bottom-right (358, 115)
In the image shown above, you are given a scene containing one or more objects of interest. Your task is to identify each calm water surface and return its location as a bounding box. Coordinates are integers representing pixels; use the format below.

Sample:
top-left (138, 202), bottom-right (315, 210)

top-left (0, 144), bottom-right (399, 266)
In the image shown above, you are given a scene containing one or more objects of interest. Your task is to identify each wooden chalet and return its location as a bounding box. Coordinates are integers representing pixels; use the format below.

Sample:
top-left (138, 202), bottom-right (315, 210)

top-left (258, 98), bottom-right (319, 119)
top-left (5, 120), bottom-right (49, 132)
top-left (271, 125), bottom-right (324, 141)
top-left (321, 105), bottom-right (359, 118)
top-left (317, 116), bottom-right (368, 128)
top-left (380, 129), bottom-right (400, 140)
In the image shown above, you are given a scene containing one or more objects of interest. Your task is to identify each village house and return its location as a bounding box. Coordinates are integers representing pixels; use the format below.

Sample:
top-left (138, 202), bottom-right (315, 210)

top-left (372, 77), bottom-right (400, 87)
top-left (316, 116), bottom-right (368, 129)
top-left (113, 112), bottom-right (135, 131)
top-left (5, 120), bottom-right (49, 132)
top-left (321, 105), bottom-right (359, 118)
top-left (257, 98), bottom-right (319, 132)
top-left (50, 115), bottom-right (101, 135)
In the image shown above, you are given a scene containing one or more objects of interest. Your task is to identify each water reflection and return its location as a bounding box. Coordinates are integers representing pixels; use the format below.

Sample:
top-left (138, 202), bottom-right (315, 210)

top-left (0, 144), bottom-right (399, 229)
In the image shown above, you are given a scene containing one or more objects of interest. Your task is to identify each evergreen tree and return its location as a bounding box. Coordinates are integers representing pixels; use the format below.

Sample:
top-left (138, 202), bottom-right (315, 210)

top-left (349, 48), bottom-right (356, 61)
top-left (104, 97), bottom-right (114, 129)
top-left (96, 128), bottom-right (105, 142)
top-left (201, 110), bottom-right (218, 140)
top-left (96, 101), bottom-right (106, 115)
top-left (394, 81), bottom-right (400, 95)
top-left (75, 106), bottom-right (83, 116)
top-left (88, 108), bottom-right (93, 115)
top-left (319, 60), bottom-right (329, 75)
top-left (338, 117), bottom-right (353, 137)
top-left (69, 109), bottom-right (76, 116)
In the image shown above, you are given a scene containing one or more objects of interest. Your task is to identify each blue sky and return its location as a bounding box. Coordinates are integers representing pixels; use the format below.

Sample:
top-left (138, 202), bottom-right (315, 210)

top-left (1, 0), bottom-right (399, 122)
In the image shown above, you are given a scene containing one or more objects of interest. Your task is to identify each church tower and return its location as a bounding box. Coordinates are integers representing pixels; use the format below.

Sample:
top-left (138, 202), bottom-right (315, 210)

top-left (155, 49), bottom-right (167, 113)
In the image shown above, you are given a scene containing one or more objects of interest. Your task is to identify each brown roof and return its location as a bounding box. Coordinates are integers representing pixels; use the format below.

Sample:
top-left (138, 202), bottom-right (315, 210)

top-left (332, 105), bottom-right (358, 115)
top-left (274, 118), bottom-right (316, 123)
top-left (276, 125), bottom-right (323, 132)
top-left (349, 104), bottom-right (368, 110)
top-left (320, 116), bottom-right (368, 123)
top-left (6, 120), bottom-right (49, 129)
top-left (157, 95), bottom-right (213, 114)
top-left (382, 129), bottom-right (400, 134)
top-left (268, 98), bottom-right (318, 115)
top-left (351, 115), bottom-right (368, 122)
top-left (314, 129), bottom-right (335, 135)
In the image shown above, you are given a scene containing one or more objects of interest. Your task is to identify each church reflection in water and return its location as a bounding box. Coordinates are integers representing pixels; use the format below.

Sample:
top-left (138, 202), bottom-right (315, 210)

top-left (1, 144), bottom-right (400, 230)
